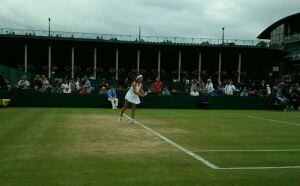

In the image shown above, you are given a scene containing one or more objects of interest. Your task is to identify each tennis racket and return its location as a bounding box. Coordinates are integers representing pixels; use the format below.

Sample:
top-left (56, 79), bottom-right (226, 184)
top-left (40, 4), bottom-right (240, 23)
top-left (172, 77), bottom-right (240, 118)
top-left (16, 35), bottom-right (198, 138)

top-left (144, 88), bottom-right (152, 96)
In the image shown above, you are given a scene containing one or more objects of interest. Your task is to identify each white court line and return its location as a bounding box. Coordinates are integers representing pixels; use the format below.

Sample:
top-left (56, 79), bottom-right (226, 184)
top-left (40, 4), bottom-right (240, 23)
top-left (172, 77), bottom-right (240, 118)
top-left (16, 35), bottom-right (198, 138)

top-left (123, 114), bottom-right (219, 169)
top-left (254, 115), bottom-right (300, 118)
top-left (218, 166), bottom-right (300, 170)
top-left (247, 116), bottom-right (300, 126)
top-left (137, 114), bottom-right (237, 117)
top-left (192, 149), bottom-right (300, 152)
top-left (123, 114), bottom-right (300, 170)
top-left (138, 113), bottom-right (238, 115)
top-left (138, 114), bottom-right (300, 118)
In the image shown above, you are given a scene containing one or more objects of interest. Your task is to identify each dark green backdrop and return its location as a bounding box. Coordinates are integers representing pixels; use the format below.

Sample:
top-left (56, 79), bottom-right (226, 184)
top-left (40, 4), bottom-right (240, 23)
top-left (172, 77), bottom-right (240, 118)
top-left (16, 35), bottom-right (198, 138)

top-left (0, 91), bottom-right (271, 109)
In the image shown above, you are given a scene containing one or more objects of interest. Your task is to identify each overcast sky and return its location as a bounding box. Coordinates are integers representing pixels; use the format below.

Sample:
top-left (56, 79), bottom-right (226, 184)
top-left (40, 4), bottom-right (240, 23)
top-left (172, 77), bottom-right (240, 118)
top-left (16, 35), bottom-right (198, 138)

top-left (0, 0), bottom-right (299, 40)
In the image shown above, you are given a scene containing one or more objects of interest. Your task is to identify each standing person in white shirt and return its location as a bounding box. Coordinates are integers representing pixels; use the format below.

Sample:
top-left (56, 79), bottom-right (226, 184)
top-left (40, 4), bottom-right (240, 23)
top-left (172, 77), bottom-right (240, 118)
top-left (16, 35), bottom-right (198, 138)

top-left (225, 80), bottom-right (236, 95)
top-left (119, 75), bottom-right (147, 124)
top-left (205, 79), bottom-right (214, 95)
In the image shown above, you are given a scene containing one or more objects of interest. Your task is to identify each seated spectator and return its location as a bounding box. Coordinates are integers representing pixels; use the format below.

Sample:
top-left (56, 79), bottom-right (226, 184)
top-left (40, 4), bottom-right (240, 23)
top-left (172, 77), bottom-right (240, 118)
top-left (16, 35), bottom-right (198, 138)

top-left (190, 87), bottom-right (199, 96)
top-left (190, 79), bottom-right (198, 93)
top-left (205, 79), bottom-right (215, 95)
top-left (151, 78), bottom-right (163, 95)
top-left (198, 79), bottom-right (205, 93)
top-left (41, 75), bottom-right (50, 92)
top-left (240, 88), bottom-right (248, 97)
top-left (82, 76), bottom-right (92, 94)
top-left (32, 75), bottom-right (43, 91)
top-left (107, 86), bottom-right (118, 109)
top-left (69, 78), bottom-right (77, 93)
top-left (217, 82), bottom-right (225, 94)
top-left (225, 80), bottom-right (236, 96)
top-left (247, 88), bottom-right (256, 97)
top-left (183, 77), bottom-right (190, 89)
top-left (258, 80), bottom-right (267, 95)
top-left (162, 87), bottom-right (171, 96)
top-left (99, 86), bottom-right (107, 95)
top-left (275, 82), bottom-right (289, 104)
top-left (61, 79), bottom-right (71, 93)
top-left (51, 81), bottom-right (62, 93)
top-left (17, 75), bottom-right (30, 90)
top-left (75, 77), bottom-right (81, 92)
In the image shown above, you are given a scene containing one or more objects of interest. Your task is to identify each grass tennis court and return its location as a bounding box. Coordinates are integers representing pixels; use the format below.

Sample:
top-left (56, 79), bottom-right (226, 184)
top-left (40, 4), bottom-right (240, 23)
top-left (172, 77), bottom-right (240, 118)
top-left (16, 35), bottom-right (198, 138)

top-left (1, 108), bottom-right (300, 185)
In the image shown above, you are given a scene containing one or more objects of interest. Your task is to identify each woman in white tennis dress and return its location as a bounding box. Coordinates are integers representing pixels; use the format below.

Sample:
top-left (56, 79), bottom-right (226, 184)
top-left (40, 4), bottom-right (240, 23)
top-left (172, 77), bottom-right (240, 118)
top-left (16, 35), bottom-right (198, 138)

top-left (119, 75), bottom-right (146, 124)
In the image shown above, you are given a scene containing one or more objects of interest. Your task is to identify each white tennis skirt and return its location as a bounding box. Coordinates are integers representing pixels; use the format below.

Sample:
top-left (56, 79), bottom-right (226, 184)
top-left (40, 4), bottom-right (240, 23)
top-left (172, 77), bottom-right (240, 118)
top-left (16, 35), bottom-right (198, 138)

top-left (125, 91), bottom-right (141, 105)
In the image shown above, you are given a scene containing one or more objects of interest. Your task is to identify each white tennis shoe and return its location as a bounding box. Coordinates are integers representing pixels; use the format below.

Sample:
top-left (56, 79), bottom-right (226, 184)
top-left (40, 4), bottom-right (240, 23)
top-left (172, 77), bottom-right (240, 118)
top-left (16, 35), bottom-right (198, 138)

top-left (130, 119), bottom-right (137, 124)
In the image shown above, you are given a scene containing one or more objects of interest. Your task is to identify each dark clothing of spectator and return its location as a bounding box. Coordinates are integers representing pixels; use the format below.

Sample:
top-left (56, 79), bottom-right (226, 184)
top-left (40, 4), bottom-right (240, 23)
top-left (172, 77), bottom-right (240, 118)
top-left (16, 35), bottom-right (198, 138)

top-left (33, 79), bottom-right (43, 89)
top-left (0, 74), bottom-right (7, 89)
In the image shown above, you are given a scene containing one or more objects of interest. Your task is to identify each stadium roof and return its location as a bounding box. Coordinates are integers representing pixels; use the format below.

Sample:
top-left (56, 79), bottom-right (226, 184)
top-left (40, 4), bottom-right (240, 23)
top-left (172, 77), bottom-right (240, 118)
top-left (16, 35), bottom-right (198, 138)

top-left (258, 12), bottom-right (300, 39)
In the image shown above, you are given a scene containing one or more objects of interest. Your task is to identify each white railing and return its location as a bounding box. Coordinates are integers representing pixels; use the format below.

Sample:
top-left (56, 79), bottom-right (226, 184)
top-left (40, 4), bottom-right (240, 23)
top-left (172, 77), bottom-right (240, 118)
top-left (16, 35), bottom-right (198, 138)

top-left (0, 27), bottom-right (263, 46)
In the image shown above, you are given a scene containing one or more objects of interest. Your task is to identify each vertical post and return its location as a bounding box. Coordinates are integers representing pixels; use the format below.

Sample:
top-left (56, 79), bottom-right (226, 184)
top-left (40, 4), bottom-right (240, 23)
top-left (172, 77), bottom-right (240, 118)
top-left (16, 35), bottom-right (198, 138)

top-left (24, 45), bottom-right (28, 73)
top-left (178, 51), bottom-right (182, 82)
top-left (218, 53), bottom-right (222, 83)
top-left (94, 48), bottom-right (97, 79)
top-left (48, 18), bottom-right (51, 37)
top-left (238, 53), bottom-right (242, 83)
top-left (222, 27), bottom-right (225, 44)
top-left (48, 46), bottom-right (51, 78)
top-left (157, 50), bottom-right (161, 79)
top-left (115, 49), bottom-right (119, 80)
top-left (137, 49), bottom-right (140, 75)
top-left (138, 26), bottom-right (141, 42)
top-left (198, 52), bottom-right (202, 80)
top-left (71, 47), bottom-right (74, 78)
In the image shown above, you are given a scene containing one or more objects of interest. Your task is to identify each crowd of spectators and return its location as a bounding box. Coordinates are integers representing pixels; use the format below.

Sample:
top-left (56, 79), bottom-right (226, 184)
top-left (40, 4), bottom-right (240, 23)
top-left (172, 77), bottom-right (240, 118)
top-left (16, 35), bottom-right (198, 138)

top-left (15, 74), bottom-right (94, 94)
top-left (0, 73), bottom-right (96, 94)
top-left (184, 78), bottom-right (275, 97)
top-left (182, 76), bottom-right (299, 110)
top-left (0, 69), bottom-right (299, 110)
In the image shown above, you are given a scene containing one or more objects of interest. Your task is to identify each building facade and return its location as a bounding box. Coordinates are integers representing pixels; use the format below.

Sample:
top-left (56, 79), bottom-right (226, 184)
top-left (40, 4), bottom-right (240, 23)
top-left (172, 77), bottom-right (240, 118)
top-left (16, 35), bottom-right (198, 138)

top-left (258, 12), bottom-right (300, 62)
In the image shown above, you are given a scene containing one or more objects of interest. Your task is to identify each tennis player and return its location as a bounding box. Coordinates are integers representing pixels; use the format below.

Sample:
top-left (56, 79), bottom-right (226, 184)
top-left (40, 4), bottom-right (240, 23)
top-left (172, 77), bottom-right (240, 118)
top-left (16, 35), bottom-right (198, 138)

top-left (119, 75), bottom-right (146, 124)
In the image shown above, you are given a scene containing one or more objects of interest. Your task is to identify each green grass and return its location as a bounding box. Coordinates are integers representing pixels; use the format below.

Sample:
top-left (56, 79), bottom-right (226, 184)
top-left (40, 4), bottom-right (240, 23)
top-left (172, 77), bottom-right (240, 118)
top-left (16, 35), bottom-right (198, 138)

top-left (0, 108), bottom-right (300, 185)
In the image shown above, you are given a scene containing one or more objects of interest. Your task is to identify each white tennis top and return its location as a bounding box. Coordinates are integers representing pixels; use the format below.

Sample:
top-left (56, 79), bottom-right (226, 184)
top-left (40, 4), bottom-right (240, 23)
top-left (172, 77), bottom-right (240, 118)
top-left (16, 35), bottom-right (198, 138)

top-left (125, 83), bottom-right (141, 104)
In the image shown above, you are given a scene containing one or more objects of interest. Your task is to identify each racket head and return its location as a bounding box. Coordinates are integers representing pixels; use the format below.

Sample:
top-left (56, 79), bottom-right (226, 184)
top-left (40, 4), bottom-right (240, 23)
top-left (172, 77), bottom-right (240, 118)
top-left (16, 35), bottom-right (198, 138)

top-left (144, 88), bottom-right (152, 96)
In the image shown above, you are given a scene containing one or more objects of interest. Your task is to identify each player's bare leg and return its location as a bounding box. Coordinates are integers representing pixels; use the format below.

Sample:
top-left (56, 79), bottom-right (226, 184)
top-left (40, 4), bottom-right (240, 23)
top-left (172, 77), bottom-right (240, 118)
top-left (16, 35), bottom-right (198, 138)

top-left (131, 104), bottom-right (136, 119)
top-left (131, 104), bottom-right (136, 124)
top-left (119, 100), bottom-right (129, 122)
